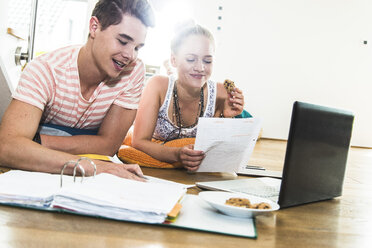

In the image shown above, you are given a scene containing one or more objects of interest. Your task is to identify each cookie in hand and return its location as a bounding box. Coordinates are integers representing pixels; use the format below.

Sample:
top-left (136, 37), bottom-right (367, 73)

top-left (223, 79), bottom-right (235, 93)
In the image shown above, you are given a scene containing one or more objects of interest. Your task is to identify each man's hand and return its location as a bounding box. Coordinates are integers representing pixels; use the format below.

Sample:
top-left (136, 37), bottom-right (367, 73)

top-left (95, 161), bottom-right (146, 182)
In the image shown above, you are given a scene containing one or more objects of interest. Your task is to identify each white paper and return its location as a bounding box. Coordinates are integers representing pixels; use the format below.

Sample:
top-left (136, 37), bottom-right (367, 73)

top-left (145, 176), bottom-right (195, 189)
top-left (52, 173), bottom-right (187, 223)
top-left (171, 194), bottom-right (256, 238)
top-left (0, 170), bottom-right (187, 223)
top-left (194, 118), bottom-right (262, 173)
top-left (0, 170), bottom-right (77, 207)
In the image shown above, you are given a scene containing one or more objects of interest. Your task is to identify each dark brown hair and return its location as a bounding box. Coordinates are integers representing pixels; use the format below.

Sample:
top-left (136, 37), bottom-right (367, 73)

top-left (92, 0), bottom-right (155, 30)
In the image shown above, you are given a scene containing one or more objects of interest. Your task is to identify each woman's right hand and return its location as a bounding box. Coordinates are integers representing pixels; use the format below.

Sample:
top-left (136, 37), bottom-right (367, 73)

top-left (178, 144), bottom-right (205, 171)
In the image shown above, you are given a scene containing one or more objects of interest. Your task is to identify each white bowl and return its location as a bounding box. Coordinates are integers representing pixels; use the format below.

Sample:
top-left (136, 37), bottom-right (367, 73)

top-left (199, 191), bottom-right (280, 218)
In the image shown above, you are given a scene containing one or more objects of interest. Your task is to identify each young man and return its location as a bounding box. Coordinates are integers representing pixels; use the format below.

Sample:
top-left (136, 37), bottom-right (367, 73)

top-left (0, 0), bottom-right (155, 180)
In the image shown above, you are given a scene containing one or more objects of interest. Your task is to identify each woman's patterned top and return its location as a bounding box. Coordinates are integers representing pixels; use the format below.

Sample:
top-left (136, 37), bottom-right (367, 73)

top-left (152, 77), bottom-right (216, 141)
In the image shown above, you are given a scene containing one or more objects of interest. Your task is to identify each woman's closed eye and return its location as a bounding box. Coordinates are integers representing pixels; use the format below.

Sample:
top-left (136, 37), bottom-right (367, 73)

top-left (135, 44), bottom-right (144, 51)
top-left (118, 39), bottom-right (128, 46)
top-left (186, 59), bottom-right (212, 64)
top-left (186, 58), bottom-right (196, 63)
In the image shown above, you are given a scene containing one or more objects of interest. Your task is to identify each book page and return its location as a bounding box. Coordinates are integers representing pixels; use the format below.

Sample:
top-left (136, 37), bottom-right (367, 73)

top-left (194, 118), bottom-right (261, 173)
top-left (0, 170), bottom-right (76, 207)
top-left (52, 173), bottom-right (187, 223)
top-left (0, 170), bottom-right (187, 220)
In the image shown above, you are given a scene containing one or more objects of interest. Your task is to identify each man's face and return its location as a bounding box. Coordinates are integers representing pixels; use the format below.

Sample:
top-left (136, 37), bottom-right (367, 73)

top-left (90, 14), bottom-right (147, 79)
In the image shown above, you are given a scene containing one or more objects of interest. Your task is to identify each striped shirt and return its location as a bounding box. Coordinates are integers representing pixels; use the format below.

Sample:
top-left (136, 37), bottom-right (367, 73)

top-left (13, 45), bottom-right (145, 130)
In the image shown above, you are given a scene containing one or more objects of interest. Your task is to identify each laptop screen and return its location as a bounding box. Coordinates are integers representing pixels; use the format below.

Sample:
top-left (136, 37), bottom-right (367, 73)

top-left (278, 101), bottom-right (354, 208)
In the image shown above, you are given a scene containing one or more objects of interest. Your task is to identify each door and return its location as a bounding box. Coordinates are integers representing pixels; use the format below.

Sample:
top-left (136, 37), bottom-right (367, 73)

top-left (0, 0), bottom-right (97, 92)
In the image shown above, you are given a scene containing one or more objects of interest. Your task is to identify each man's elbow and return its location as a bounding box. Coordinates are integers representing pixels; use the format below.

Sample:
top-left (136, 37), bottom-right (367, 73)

top-left (0, 135), bottom-right (11, 165)
top-left (100, 138), bottom-right (124, 157)
top-left (0, 141), bottom-right (5, 163)
top-left (100, 145), bottom-right (120, 157)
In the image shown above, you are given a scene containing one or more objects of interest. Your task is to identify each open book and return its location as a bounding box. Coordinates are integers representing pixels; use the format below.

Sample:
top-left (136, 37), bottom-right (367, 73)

top-left (0, 170), bottom-right (186, 224)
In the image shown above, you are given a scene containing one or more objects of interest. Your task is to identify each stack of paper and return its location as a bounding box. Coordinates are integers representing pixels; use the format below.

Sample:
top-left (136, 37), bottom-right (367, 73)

top-left (0, 171), bottom-right (67, 207)
top-left (0, 170), bottom-right (186, 224)
top-left (53, 173), bottom-right (186, 223)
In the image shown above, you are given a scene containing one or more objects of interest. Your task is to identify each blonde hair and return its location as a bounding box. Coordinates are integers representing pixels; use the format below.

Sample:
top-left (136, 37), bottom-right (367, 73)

top-left (170, 22), bottom-right (215, 54)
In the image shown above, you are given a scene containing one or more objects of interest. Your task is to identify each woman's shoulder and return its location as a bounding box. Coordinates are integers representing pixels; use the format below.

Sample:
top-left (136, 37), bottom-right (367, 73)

top-left (143, 75), bottom-right (171, 102)
top-left (145, 75), bottom-right (169, 90)
top-left (147, 75), bottom-right (169, 86)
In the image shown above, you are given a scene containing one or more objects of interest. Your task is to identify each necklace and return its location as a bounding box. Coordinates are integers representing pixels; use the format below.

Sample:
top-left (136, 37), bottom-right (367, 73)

top-left (172, 81), bottom-right (205, 129)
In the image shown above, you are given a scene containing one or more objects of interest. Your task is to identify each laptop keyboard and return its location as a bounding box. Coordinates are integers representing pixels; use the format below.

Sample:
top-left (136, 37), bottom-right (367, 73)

top-left (230, 184), bottom-right (280, 198)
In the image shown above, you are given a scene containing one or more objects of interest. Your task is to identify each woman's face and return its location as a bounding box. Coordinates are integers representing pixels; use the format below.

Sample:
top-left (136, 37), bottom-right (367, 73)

top-left (172, 34), bottom-right (215, 88)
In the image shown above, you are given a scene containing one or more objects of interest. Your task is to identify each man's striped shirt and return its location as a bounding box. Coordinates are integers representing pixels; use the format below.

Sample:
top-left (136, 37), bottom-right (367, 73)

top-left (13, 45), bottom-right (145, 130)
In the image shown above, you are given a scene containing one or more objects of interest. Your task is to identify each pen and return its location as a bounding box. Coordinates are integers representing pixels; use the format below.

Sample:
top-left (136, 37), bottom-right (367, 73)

top-left (245, 165), bottom-right (266, 171)
top-left (138, 174), bottom-right (149, 180)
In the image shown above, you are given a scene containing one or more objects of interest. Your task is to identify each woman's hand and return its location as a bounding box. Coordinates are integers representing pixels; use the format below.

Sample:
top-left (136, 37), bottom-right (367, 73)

top-left (178, 144), bottom-right (205, 172)
top-left (223, 87), bottom-right (244, 117)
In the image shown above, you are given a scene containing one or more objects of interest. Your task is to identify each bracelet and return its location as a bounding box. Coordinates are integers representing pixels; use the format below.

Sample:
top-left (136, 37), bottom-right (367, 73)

top-left (32, 132), bottom-right (41, 144)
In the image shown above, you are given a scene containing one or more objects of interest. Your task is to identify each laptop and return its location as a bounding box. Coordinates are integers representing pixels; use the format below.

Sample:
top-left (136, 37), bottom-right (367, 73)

top-left (196, 101), bottom-right (355, 208)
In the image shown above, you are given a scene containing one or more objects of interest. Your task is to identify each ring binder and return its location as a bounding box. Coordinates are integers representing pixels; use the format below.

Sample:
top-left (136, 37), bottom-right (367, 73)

top-left (73, 162), bottom-right (85, 183)
top-left (60, 158), bottom-right (97, 187)
top-left (77, 157), bottom-right (97, 177)
top-left (60, 161), bottom-right (76, 188)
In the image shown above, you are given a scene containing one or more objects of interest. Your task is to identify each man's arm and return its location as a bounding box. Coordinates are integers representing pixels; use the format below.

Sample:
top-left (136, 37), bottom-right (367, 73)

top-left (0, 100), bottom-right (144, 180)
top-left (40, 104), bottom-right (136, 156)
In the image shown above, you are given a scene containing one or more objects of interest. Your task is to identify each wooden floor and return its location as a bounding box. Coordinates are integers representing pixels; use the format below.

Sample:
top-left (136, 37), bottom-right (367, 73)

top-left (250, 138), bottom-right (372, 247)
top-left (0, 138), bottom-right (371, 248)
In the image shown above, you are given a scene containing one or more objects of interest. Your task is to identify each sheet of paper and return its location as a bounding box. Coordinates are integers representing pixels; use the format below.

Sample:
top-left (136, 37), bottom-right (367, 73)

top-left (145, 176), bottom-right (195, 189)
top-left (194, 118), bottom-right (261, 173)
top-left (170, 194), bottom-right (257, 238)
top-left (0, 170), bottom-right (79, 207)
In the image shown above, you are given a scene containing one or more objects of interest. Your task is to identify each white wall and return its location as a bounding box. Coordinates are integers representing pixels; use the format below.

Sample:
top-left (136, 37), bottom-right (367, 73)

top-left (192, 0), bottom-right (372, 147)
top-left (2, 0), bottom-right (371, 147)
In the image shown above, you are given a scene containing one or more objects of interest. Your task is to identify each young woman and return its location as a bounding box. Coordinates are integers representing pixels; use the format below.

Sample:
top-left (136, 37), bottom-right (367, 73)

top-left (132, 24), bottom-right (244, 171)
